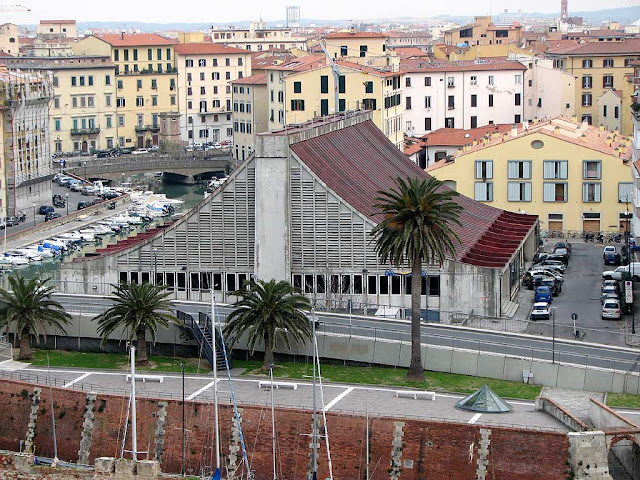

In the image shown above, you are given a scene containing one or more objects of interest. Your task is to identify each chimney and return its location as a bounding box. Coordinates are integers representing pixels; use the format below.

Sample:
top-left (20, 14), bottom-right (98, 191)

top-left (571, 114), bottom-right (577, 122)
top-left (599, 124), bottom-right (605, 131)
top-left (121, 32), bottom-right (125, 40)
top-left (581, 119), bottom-right (589, 130)
top-left (511, 124), bottom-right (518, 137)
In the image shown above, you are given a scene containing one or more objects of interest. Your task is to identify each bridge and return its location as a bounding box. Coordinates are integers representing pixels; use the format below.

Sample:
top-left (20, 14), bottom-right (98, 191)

top-left (63, 152), bottom-right (234, 184)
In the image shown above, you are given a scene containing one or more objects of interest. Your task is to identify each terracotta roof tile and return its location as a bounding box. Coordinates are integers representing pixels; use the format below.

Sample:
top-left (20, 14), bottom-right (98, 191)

top-left (324, 32), bottom-right (388, 39)
top-left (391, 46), bottom-right (431, 58)
top-left (290, 119), bottom-right (536, 267)
top-left (40, 20), bottom-right (76, 25)
top-left (400, 58), bottom-right (526, 73)
top-left (267, 54), bottom-right (327, 71)
top-left (174, 43), bottom-right (248, 55)
top-left (95, 33), bottom-right (176, 47)
top-left (424, 124), bottom-right (514, 146)
top-left (548, 38), bottom-right (640, 55)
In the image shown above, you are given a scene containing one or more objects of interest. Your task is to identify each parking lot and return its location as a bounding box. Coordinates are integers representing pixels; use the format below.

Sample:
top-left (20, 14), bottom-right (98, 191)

top-left (525, 239), bottom-right (628, 341)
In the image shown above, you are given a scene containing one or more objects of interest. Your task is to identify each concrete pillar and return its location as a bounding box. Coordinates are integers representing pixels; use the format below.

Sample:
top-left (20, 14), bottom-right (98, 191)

top-left (567, 431), bottom-right (612, 479)
top-left (390, 421), bottom-right (405, 479)
top-left (77, 392), bottom-right (97, 464)
top-left (24, 387), bottom-right (41, 454)
top-left (12, 453), bottom-right (34, 472)
top-left (115, 458), bottom-right (137, 478)
top-left (253, 133), bottom-right (290, 282)
top-left (153, 402), bottom-right (168, 462)
top-left (136, 460), bottom-right (160, 479)
top-left (94, 457), bottom-right (116, 473)
top-left (476, 428), bottom-right (492, 480)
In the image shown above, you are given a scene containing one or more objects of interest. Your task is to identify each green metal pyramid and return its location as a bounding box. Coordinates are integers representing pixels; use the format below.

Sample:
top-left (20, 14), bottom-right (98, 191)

top-left (455, 384), bottom-right (512, 413)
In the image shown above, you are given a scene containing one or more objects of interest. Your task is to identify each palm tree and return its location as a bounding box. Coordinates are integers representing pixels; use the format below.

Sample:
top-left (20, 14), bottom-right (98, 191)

top-left (0, 275), bottom-right (72, 361)
top-left (93, 282), bottom-right (179, 364)
top-left (371, 177), bottom-right (462, 381)
top-left (224, 279), bottom-right (312, 371)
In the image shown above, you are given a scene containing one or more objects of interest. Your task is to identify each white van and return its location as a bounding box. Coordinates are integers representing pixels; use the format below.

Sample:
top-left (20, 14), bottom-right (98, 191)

top-left (602, 263), bottom-right (640, 280)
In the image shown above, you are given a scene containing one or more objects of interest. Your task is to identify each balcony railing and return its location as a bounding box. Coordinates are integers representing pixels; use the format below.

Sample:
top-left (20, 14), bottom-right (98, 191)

top-left (70, 127), bottom-right (100, 136)
top-left (135, 124), bottom-right (160, 133)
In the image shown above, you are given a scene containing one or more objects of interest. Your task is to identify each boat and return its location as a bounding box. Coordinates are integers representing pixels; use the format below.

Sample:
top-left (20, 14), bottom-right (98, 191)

top-left (56, 232), bottom-right (83, 242)
top-left (23, 246), bottom-right (55, 259)
top-left (11, 249), bottom-right (43, 262)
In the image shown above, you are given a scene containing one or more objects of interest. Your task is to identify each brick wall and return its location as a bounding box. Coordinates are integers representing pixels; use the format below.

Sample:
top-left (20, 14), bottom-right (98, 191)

top-left (0, 380), bottom-right (570, 479)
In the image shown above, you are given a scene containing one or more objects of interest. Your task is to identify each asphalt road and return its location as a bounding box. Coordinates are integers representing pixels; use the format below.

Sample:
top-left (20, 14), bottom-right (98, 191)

top-left (54, 294), bottom-right (640, 373)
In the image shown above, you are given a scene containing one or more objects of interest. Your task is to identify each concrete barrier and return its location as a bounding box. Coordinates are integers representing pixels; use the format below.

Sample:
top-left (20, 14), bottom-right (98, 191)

top-left (450, 350), bottom-right (479, 376)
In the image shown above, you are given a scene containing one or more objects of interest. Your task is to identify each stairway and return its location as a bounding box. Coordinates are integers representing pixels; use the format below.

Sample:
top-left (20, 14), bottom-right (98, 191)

top-left (177, 310), bottom-right (229, 370)
top-left (501, 299), bottom-right (519, 318)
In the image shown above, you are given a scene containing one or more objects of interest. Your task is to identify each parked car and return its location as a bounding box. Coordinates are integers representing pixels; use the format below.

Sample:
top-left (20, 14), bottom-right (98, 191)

top-left (70, 183), bottom-right (85, 192)
top-left (604, 252), bottom-right (622, 266)
top-left (533, 252), bottom-right (549, 264)
top-left (602, 279), bottom-right (619, 292)
top-left (603, 245), bottom-right (617, 258)
top-left (91, 198), bottom-right (103, 206)
top-left (102, 191), bottom-right (120, 200)
top-left (530, 302), bottom-right (551, 320)
top-left (38, 205), bottom-right (54, 215)
top-left (539, 277), bottom-right (562, 296)
top-left (81, 185), bottom-right (96, 195)
top-left (132, 148), bottom-right (149, 155)
top-left (58, 177), bottom-right (74, 186)
top-left (601, 285), bottom-right (620, 304)
top-left (77, 201), bottom-right (92, 210)
top-left (547, 253), bottom-right (569, 265)
top-left (540, 260), bottom-right (567, 273)
top-left (554, 241), bottom-right (572, 253)
top-left (45, 212), bottom-right (61, 222)
top-left (534, 286), bottom-right (553, 303)
top-left (602, 299), bottom-right (622, 320)
top-left (149, 145), bottom-right (159, 152)
top-left (528, 267), bottom-right (564, 283)
top-left (602, 263), bottom-right (640, 281)
top-left (553, 247), bottom-right (570, 259)
top-left (5, 216), bottom-right (19, 227)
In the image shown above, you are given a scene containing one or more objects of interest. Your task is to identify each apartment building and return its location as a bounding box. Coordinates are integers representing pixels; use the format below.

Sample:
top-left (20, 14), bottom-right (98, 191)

top-left (443, 16), bottom-right (523, 46)
top-left (210, 21), bottom-right (307, 52)
top-left (174, 43), bottom-right (252, 144)
top-left (0, 55), bottom-right (117, 153)
top-left (521, 56), bottom-right (575, 122)
top-left (0, 23), bottom-right (18, 55)
top-left (427, 117), bottom-right (633, 234)
top-left (401, 59), bottom-right (526, 135)
top-left (37, 20), bottom-right (77, 39)
top-left (73, 33), bottom-right (178, 149)
top-left (0, 69), bottom-right (54, 215)
top-left (630, 61), bottom-right (640, 242)
top-left (230, 73), bottom-right (268, 161)
top-left (266, 57), bottom-right (404, 148)
top-left (546, 38), bottom-right (640, 135)
top-left (322, 31), bottom-right (388, 59)
top-left (385, 31), bottom-right (433, 52)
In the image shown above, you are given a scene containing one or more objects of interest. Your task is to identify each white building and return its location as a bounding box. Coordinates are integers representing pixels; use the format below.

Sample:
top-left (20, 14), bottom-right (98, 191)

top-left (174, 43), bottom-right (252, 144)
top-left (401, 59), bottom-right (526, 136)
top-left (630, 62), bottom-right (640, 242)
top-left (210, 21), bottom-right (307, 53)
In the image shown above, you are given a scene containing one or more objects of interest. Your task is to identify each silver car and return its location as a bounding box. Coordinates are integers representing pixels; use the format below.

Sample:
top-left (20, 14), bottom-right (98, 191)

top-left (602, 299), bottom-right (622, 320)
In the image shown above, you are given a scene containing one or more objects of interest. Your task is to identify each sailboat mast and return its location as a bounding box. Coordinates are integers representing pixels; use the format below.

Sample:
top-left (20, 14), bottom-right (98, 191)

top-left (130, 345), bottom-right (138, 461)
top-left (46, 353), bottom-right (58, 462)
top-left (270, 365), bottom-right (277, 480)
top-left (311, 304), bottom-right (318, 476)
top-left (211, 289), bottom-right (220, 473)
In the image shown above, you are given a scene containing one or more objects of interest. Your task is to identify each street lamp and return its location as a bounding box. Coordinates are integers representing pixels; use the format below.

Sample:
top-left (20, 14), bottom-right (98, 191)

top-left (65, 193), bottom-right (69, 216)
top-left (83, 161), bottom-right (87, 180)
top-left (121, 173), bottom-right (125, 187)
top-left (32, 203), bottom-right (36, 227)
top-left (550, 306), bottom-right (557, 364)
top-left (620, 194), bottom-right (635, 334)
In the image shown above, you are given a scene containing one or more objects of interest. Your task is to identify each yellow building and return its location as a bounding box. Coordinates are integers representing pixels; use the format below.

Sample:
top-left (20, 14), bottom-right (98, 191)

top-left (73, 33), bottom-right (178, 148)
top-left (547, 38), bottom-right (640, 135)
top-left (323, 31), bottom-right (388, 60)
top-left (230, 73), bottom-right (268, 161)
top-left (268, 58), bottom-right (404, 149)
top-left (443, 16), bottom-right (523, 47)
top-left (0, 23), bottom-right (18, 55)
top-left (177, 32), bottom-right (206, 44)
top-left (433, 43), bottom-right (536, 61)
top-left (427, 117), bottom-right (633, 234)
top-left (37, 20), bottom-right (77, 39)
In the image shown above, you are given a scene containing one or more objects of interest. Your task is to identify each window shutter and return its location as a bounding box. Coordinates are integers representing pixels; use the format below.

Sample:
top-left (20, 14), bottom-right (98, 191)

top-left (486, 161), bottom-right (493, 179)
top-left (508, 161), bottom-right (516, 179)
top-left (508, 182), bottom-right (518, 201)
top-left (523, 161), bottom-right (531, 179)
top-left (583, 183), bottom-right (588, 202)
top-left (524, 182), bottom-right (532, 201)
top-left (543, 161), bottom-right (551, 179)
top-left (475, 161), bottom-right (482, 179)
top-left (596, 162), bottom-right (601, 179)
top-left (560, 161), bottom-right (567, 179)
top-left (544, 183), bottom-right (555, 201)
top-left (475, 182), bottom-right (486, 200)
top-left (595, 184), bottom-right (601, 202)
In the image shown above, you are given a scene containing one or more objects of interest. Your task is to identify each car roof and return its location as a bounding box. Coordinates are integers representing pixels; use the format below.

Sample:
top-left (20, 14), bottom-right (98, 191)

top-left (603, 299), bottom-right (620, 306)
top-left (603, 285), bottom-right (617, 290)
top-left (536, 286), bottom-right (551, 292)
top-left (533, 302), bottom-right (549, 308)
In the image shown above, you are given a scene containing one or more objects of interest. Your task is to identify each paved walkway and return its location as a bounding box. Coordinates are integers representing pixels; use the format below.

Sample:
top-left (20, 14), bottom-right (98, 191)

top-left (540, 386), bottom-right (605, 427)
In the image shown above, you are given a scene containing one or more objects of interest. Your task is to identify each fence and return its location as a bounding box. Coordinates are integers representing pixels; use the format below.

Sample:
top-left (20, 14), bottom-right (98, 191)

top-left (0, 337), bottom-right (13, 362)
top-left (540, 229), bottom-right (624, 242)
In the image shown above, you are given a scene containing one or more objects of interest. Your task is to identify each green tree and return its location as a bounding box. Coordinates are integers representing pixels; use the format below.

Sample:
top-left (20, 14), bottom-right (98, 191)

top-left (371, 177), bottom-right (462, 381)
top-left (0, 275), bottom-right (72, 360)
top-left (224, 279), bottom-right (312, 371)
top-left (93, 282), bottom-right (179, 364)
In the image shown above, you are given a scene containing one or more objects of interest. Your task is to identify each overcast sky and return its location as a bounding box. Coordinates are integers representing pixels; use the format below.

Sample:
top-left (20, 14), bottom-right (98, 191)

top-left (6, 0), bottom-right (637, 25)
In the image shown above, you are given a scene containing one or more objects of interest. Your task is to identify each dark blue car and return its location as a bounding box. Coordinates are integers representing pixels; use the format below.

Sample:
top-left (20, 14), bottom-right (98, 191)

top-left (534, 286), bottom-right (553, 303)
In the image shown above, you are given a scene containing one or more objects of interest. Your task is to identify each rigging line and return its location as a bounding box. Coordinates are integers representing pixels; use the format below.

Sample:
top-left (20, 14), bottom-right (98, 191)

top-left (249, 404), bottom-right (267, 466)
top-left (314, 334), bottom-right (334, 480)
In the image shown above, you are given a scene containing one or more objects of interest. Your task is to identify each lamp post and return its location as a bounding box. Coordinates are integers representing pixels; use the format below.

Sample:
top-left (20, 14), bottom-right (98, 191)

top-left (32, 203), bottom-right (36, 227)
top-left (551, 306), bottom-right (557, 364)
top-left (621, 194), bottom-right (635, 334)
top-left (121, 173), bottom-right (125, 187)
top-left (65, 193), bottom-right (69, 216)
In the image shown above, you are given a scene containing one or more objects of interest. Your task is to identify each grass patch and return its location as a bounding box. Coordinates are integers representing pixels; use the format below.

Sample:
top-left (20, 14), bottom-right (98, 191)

top-left (30, 350), bottom-right (211, 374)
top-left (234, 360), bottom-right (542, 400)
top-left (606, 393), bottom-right (640, 408)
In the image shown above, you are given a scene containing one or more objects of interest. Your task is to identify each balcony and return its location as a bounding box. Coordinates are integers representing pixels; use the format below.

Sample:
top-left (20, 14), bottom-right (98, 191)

top-left (70, 127), bottom-right (100, 136)
top-left (135, 124), bottom-right (160, 133)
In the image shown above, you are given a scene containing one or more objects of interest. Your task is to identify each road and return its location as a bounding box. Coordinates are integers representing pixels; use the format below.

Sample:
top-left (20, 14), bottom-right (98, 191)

top-left (53, 294), bottom-right (640, 373)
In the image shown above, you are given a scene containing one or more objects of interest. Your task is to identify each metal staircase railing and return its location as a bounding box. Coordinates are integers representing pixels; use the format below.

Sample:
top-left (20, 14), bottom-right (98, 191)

top-left (177, 310), bottom-right (228, 370)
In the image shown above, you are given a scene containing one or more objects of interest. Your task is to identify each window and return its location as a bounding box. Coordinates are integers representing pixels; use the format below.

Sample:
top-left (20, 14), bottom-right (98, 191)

top-left (445, 117), bottom-right (454, 128)
top-left (406, 97), bottom-right (412, 110)
top-left (185, 58), bottom-right (193, 67)
top-left (447, 95), bottom-right (454, 110)
top-left (151, 79), bottom-right (157, 89)
top-left (137, 79), bottom-right (142, 90)
top-left (515, 74), bottom-right (522, 84)
top-left (157, 48), bottom-right (162, 60)
top-left (425, 96), bottom-right (431, 109)
top-left (340, 45), bottom-right (348, 56)
top-left (238, 57), bottom-right (243, 66)
top-left (543, 160), bottom-right (568, 179)
top-left (363, 98), bottom-right (376, 110)
top-left (582, 76), bottom-right (592, 89)
top-left (475, 160), bottom-right (493, 179)
top-left (619, 182), bottom-right (633, 203)
top-left (614, 106), bottom-right (619, 119)
top-left (338, 99), bottom-right (346, 112)
top-left (114, 50), bottom-right (119, 61)
top-left (583, 183), bottom-right (601, 202)
top-left (106, 116), bottom-right (112, 128)
top-left (424, 118), bottom-right (432, 131)
top-left (470, 116), bottom-right (477, 128)
top-left (603, 58), bottom-right (613, 67)
top-left (359, 45), bottom-right (367, 57)
top-left (583, 160), bottom-right (601, 180)
top-left (166, 48), bottom-right (171, 60)
top-left (52, 76), bottom-right (58, 87)
top-left (136, 96), bottom-right (144, 107)
top-left (293, 81), bottom-right (301, 93)
top-left (515, 93), bottom-right (521, 106)
top-left (508, 160), bottom-right (531, 179)
top-left (406, 77), bottom-right (411, 87)
top-left (152, 96), bottom-right (158, 106)
top-left (201, 86), bottom-right (206, 94)
top-left (118, 115), bottom-right (125, 126)
top-left (170, 95), bottom-right (176, 105)
top-left (117, 79), bottom-right (123, 89)
top-left (582, 59), bottom-right (593, 68)
top-left (424, 76), bottom-right (431, 86)
top-left (488, 75), bottom-right (494, 85)
top-left (54, 119), bottom-right (60, 131)
top-left (199, 100), bottom-right (207, 112)
top-left (543, 182), bottom-right (568, 202)
top-left (71, 76), bottom-right (77, 87)
top-left (582, 94), bottom-right (592, 107)
top-left (54, 97), bottom-right (60, 109)
top-left (582, 115), bottom-right (592, 125)
top-left (338, 75), bottom-right (345, 94)
top-left (508, 182), bottom-right (532, 201)
top-left (447, 77), bottom-right (454, 87)
top-left (470, 75), bottom-right (477, 85)
top-left (471, 94), bottom-right (477, 107)
top-left (87, 96), bottom-right (94, 107)
top-left (364, 81), bottom-right (373, 94)
top-left (603, 105), bottom-right (608, 117)
top-left (474, 182), bottom-right (493, 201)
top-left (488, 94), bottom-right (494, 107)
top-left (117, 97), bottom-right (125, 107)
top-left (603, 75), bottom-right (613, 88)
top-left (291, 99), bottom-right (305, 111)
top-left (105, 74), bottom-right (111, 85)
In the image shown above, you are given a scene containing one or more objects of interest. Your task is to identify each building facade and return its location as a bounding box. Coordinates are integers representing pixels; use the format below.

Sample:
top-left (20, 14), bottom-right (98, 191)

top-left (427, 117), bottom-right (633, 234)
top-left (174, 43), bottom-right (252, 145)
top-left (443, 16), bottom-right (523, 47)
top-left (322, 32), bottom-right (388, 59)
top-left (73, 34), bottom-right (178, 149)
top-left (401, 59), bottom-right (526, 135)
top-left (546, 38), bottom-right (640, 135)
top-left (1, 69), bottom-right (54, 215)
top-left (210, 22), bottom-right (307, 52)
top-left (521, 56), bottom-right (575, 122)
top-left (630, 62), bottom-right (640, 242)
top-left (0, 23), bottom-right (18, 56)
top-left (230, 73), bottom-right (268, 161)
top-left (0, 55), bottom-right (117, 153)
top-left (37, 20), bottom-right (77, 39)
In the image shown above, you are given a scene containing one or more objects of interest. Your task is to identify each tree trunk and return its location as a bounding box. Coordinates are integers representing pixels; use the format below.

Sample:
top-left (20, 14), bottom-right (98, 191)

top-left (19, 328), bottom-right (32, 361)
top-left (262, 332), bottom-right (274, 371)
top-left (136, 329), bottom-right (149, 365)
top-left (407, 255), bottom-right (426, 381)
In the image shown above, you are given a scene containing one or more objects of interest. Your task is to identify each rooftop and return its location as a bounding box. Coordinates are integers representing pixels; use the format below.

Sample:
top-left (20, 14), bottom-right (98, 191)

top-left (0, 55), bottom-right (113, 69)
top-left (231, 72), bottom-right (267, 85)
top-left (390, 46), bottom-right (431, 58)
top-left (94, 33), bottom-right (176, 47)
top-left (267, 54), bottom-right (327, 72)
top-left (174, 42), bottom-right (249, 55)
top-left (400, 58), bottom-right (526, 73)
top-left (323, 31), bottom-right (388, 39)
top-left (40, 20), bottom-right (76, 25)
top-left (289, 117), bottom-right (537, 268)
top-left (424, 124), bottom-right (514, 146)
top-left (547, 38), bottom-right (640, 55)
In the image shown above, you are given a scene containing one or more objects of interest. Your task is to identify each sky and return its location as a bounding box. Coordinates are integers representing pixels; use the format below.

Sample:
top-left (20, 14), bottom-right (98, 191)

top-left (5, 0), bottom-right (638, 25)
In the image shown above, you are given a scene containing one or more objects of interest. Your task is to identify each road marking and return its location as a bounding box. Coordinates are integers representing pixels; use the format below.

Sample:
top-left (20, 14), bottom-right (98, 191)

top-left (468, 413), bottom-right (482, 424)
top-left (322, 387), bottom-right (354, 412)
top-left (64, 372), bottom-right (92, 388)
top-left (186, 379), bottom-right (218, 400)
top-left (616, 410), bottom-right (640, 416)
